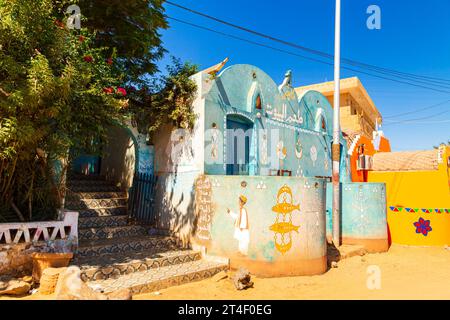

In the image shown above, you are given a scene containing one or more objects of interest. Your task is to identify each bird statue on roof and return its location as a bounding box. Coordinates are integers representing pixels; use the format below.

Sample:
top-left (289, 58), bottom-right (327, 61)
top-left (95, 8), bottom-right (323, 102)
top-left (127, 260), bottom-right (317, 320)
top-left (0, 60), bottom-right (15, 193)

top-left (278, 70), bottom-right (292, 91)
top-left (203, 57), bottom-right (229, 77)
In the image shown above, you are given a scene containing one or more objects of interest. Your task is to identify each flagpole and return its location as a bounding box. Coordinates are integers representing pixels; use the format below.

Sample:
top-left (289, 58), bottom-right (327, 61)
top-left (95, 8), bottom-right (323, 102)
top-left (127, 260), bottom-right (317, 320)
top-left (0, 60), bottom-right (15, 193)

top-left (332, 0), bottom-right (341, 247)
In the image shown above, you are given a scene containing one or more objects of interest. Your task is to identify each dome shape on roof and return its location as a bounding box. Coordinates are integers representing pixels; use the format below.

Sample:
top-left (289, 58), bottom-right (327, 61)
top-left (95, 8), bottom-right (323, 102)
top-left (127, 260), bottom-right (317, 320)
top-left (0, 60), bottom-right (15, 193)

top-left (372, 150), bottom-right (439, 171)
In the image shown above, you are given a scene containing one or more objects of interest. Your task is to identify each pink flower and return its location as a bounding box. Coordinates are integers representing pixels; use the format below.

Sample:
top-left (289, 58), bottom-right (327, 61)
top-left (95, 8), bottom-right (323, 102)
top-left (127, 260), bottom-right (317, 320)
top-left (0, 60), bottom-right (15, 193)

top-left (54, 20), bottom-right (65, 29)
top-left (83, 55), bottom-right (93, 63)
top-left (116, 87), bottom-right (127, 96)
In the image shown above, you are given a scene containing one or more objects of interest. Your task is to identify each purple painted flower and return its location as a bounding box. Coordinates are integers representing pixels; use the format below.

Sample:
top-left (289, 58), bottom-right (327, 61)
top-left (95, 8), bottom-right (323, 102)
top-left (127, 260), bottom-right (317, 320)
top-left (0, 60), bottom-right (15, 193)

top-left (413, 218), bottom-right (432, 236)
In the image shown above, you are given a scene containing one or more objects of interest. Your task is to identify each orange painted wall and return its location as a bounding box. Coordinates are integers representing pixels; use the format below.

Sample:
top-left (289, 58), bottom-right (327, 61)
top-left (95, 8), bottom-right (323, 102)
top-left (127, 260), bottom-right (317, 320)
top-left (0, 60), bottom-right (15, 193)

top-left (349, 135), bottom-right (391, 182)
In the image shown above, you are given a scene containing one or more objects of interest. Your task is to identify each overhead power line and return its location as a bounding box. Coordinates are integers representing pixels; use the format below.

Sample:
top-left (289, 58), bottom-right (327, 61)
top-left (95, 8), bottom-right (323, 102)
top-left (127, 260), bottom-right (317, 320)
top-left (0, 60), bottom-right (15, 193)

top-left (384, 99), bottom-right (450, 119)
top-left (383, 118), bottom-right (450, 125)
top-left (168, 16), bottom-right (450, 124)
top-left (384, 107), bottom-right (450, 123)
top-left (166, 15), bottom-right (450, 94)
top-left (166, 1), bottom-right (450, 91)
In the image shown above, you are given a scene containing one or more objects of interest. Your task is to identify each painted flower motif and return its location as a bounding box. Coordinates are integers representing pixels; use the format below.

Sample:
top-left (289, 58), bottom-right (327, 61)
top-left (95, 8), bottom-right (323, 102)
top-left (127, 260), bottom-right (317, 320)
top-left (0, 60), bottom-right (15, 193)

top-left (116, 87), bottom-right (127, 96)
top-left (83, 55), bottom-right (93, 63)
top-left (413, 218), bottom-right (432, 236)
top-left (106, 57), bottom-right (113, 65)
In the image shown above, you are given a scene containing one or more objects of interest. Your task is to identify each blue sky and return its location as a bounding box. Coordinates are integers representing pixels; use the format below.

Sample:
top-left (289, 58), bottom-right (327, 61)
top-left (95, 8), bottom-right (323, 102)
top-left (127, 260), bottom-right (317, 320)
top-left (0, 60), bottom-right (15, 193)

top-left (158, 0), bottom-right (450, 151)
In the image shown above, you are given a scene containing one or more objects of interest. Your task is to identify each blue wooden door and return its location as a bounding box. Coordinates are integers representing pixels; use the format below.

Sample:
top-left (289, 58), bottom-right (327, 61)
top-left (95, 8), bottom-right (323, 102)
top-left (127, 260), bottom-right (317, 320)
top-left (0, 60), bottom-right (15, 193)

top-left (72, 154), bottom-right (101, 175)
top-left (226, 118), bottom-right (252, 175)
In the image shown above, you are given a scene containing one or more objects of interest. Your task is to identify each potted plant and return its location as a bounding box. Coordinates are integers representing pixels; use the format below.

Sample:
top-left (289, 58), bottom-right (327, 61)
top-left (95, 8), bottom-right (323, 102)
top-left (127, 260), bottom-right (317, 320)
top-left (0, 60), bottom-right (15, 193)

top-left (31, 252), bottom-right (74, 283)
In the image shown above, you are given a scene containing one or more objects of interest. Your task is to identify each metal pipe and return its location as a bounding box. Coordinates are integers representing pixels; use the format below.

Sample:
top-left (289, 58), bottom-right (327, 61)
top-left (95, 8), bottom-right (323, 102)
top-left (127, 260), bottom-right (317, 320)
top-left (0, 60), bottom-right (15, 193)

top-left (332, 0), bottom-right (341, 247)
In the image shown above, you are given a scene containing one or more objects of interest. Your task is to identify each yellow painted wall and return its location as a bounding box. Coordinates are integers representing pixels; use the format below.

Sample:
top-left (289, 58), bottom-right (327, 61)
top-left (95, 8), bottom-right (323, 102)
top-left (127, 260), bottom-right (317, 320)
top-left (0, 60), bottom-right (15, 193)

top-left (368, 146), bottom-right (450, 246)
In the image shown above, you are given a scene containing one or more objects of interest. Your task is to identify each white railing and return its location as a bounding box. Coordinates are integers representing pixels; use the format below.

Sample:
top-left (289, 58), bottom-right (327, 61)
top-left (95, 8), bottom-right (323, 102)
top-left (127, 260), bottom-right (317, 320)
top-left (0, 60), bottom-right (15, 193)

top-left (347, 134), bottom-right (361, 155)
top-left (0, 211), bottom-right (78, 245)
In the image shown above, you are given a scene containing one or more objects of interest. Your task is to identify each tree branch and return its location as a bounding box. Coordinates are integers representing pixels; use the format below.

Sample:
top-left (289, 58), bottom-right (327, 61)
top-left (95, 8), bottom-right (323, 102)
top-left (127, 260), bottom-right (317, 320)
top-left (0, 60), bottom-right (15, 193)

top-left (0, 87), bottom-right (11, 97)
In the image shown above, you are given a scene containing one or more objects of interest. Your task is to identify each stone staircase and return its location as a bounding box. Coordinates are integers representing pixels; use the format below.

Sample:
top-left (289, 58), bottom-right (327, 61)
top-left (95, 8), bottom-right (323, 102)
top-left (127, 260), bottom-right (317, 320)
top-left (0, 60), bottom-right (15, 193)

top-left (65, 174), bottom-right (228, 295)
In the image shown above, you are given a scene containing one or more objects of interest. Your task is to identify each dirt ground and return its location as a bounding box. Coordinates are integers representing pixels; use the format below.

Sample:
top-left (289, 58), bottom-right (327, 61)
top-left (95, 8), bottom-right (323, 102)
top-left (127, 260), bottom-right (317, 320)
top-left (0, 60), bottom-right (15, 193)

top-left (135, 244), bottom-right (450, 300)
top-left (2, 244), bottom-right (449, 300)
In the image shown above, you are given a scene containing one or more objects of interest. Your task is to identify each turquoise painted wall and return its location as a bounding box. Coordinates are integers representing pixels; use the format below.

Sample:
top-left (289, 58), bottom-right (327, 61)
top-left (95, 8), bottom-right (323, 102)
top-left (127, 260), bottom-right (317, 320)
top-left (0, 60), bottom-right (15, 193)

top-left (325, 182), bottom-right (388, 240)
top-left (202, 64), bottom-right (351, 181)
top-left (194, 175), bottom-right (328, 275)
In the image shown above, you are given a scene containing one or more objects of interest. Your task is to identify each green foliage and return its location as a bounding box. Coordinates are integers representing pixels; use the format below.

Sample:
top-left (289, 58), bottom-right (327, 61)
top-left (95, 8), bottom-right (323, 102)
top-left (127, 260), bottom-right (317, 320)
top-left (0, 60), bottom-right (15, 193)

top-left (76, 0), bottom-right (168, 86)
top-left (71, 0), bottom-right (198, 140)
top-left (0, 0), bottom-right (127, 221)
top-left (0, 0), bottom-right (198, 221)
top-left (144, 58), bottom-right (199, 140)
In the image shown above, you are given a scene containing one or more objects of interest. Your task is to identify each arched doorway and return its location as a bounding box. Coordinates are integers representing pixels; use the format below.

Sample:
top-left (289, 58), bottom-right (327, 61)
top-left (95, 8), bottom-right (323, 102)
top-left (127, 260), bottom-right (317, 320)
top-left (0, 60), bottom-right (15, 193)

top-left (225, 114), bottom-right (254, 176)
top-left (70, 124), bottom-right (142, 191)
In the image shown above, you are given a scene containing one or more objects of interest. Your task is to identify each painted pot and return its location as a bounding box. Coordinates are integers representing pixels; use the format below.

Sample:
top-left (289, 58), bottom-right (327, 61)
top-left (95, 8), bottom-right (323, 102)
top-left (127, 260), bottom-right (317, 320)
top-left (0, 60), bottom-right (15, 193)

top-left (192, 175), bottom-right (328, 277)
top-left (31, 252), bottom-right (73, 283)
top-left (326, 182), bottom-right (388, 252)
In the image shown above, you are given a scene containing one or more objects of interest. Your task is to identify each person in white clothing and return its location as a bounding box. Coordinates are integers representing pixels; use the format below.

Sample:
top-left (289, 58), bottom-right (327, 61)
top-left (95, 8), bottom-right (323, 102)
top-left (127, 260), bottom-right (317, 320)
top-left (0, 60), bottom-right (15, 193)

top-left (227, 195), bottom-right (250, 256)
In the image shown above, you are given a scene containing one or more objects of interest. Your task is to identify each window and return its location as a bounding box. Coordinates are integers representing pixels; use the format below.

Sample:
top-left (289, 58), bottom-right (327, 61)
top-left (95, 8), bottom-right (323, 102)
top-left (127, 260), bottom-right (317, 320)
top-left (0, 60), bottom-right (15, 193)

top-left (320, 116), bottom-right (327, 132)
top-left (255, 95), bottom-right (262, 110)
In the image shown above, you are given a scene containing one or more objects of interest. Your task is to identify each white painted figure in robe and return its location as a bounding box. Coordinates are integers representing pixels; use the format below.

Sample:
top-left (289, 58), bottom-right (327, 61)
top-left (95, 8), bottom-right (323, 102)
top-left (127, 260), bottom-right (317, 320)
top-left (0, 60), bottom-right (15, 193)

top-left (227, 195), bottom-right (250, 256)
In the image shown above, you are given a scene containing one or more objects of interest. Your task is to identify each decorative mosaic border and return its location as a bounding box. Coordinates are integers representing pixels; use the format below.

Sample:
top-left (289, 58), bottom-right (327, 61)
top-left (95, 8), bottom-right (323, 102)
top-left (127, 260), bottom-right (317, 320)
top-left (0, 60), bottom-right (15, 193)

top-left (79, 215), bottom-right (129, 228)
top-left (389, 206), bottom-right (450, 214)
top-left (78, 250), bottom-right (202, 281)
top-left (92, 262), bottom-right (228, 295)
top-left (79, 225), bottom-right (147, 241)
top-left (78, 207), bottom-right (128, 218)
top-left (77, 236), bottom-right (180, 257)
top-left (66, 198), bottom-right (128, 210)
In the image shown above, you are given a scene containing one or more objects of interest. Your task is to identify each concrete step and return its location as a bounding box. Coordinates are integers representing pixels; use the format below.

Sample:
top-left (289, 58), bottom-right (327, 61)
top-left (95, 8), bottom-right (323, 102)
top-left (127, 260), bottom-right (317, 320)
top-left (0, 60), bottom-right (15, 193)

top-left (86, 259), bottom-right (228, 295)
top-left (79, 225), bottom-right (147, 241)
top-left (77, 235), bottom-right (180, 258)
top-left (78, 207), bottom-right (128, 218)
top-left (65, 197), bottom-right (128, 210)
top-left (73, 249), bottom-right (202, 281)
top-left (67, 178), bottom-right (122, 193)
top-left (67, 184), bottom-right (123, 193)
top-left (67, 174), bottom-right (107, 181)
top-left (78, 215), bottom-right (129, 228)
top-left (67, 191), bottom-right (127, 200)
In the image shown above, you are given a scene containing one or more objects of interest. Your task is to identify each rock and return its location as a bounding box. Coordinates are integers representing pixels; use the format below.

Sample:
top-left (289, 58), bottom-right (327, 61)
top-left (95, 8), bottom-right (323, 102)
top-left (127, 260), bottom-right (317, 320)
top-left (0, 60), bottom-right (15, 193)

top-left (212, 270), bottom-right (228, 282)
top-left (107, 288), bottom-right (132, 300)
top-left (232, 268), bottom-right (253, 290)
top-left (0, 277), bottom-right (8, 291)
top-left (54, 266), bottom-right (108, 300)
top-left (0, 279), bottom-right (31, 296)
top-left (331, 261), bottom-right (338, 268)
top-left (88, 284), bottom-right (104, 293)
top-left (39, 267), bottom-right (67, 295)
